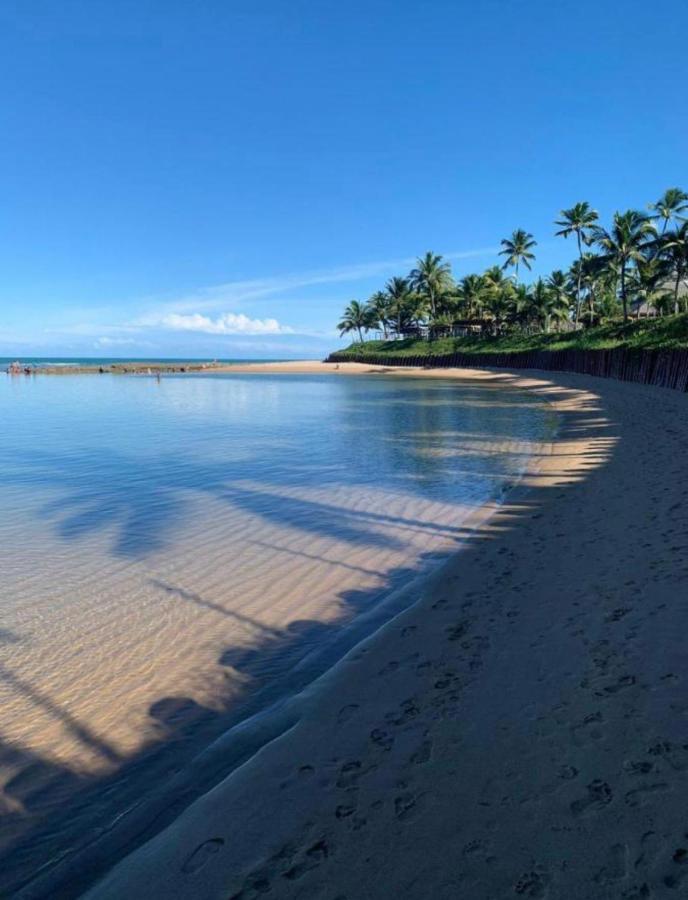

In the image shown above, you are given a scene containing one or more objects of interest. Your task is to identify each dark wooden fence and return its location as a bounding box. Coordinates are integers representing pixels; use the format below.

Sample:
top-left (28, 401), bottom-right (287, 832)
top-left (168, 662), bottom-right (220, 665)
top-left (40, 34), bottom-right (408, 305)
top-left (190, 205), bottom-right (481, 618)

top-left (326, 348), bottom-right (688, 393)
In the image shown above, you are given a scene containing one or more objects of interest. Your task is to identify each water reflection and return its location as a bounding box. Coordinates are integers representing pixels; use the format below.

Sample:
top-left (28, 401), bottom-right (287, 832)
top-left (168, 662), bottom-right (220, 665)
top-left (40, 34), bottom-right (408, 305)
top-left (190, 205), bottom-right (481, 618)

top-left (0, 373), bottom-right (560, 895)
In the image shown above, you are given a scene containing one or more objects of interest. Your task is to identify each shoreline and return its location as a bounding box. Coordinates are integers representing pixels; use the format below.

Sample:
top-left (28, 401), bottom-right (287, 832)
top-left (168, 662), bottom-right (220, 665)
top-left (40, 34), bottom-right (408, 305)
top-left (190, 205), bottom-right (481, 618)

top-left (3, 360), bottom-right (405, 376)
top-left (83, 365), bottom-right (688, 899)
top-left (9, 351), bottom-right (688, 398)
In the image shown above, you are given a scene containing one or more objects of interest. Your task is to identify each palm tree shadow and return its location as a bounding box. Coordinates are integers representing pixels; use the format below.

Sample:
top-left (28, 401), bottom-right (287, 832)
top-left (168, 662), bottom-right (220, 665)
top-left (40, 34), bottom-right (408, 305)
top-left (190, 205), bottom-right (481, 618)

top-left (0, 378), bottom-right (555, 560)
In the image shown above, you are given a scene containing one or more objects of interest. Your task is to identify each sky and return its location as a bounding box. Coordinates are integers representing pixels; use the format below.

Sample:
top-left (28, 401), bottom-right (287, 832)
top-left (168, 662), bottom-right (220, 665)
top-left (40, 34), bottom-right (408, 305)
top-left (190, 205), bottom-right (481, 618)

top-left (1, 0), bottom-right (686, 359)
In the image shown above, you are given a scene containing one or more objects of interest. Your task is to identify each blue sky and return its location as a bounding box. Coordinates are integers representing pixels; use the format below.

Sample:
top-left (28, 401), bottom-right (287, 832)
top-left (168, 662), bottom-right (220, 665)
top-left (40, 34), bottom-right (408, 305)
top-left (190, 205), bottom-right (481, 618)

top-left (1, 0), bottom-right (686, 359)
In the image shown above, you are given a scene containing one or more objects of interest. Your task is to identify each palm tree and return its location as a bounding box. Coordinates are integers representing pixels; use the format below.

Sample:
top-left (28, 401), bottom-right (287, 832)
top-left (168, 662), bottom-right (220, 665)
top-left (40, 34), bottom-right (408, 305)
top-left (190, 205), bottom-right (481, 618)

top-left (661, 223), bottom-right (688, 314)
top-left (569, 253), bottom-right (612, 326)
top-left (546, 270), bottom-right (572, 328)
top-left (483, 265), bottom-right (511, 291)
top-left (548, 290), bottom-right (572, 330)
top-left (384, 276), bottom-right (419, 336)
top-left (648, 187), bottom-right (688, 234)
top-left (408, 252), bottom-right (453, 320)
top-left (511, 283), bottom-right (533, 329)
top-left (483, 266), bottom-right (515, 332)
top-left (457, 274), bottom-right (486, 319)
top-left (591, 210), bottom-right (656, 322)
top-left (528, 279), bottom-right (555, 332)
top-left (555, 202), bottom-right (599, 325)
top-left (630, 257), bottom-right (673, 318)
top-left (499, 229), bottom-right (536, 281)
top-left (368, 290), bottom-right (392, 338)
top-left (338, 300), bottom-right (371, 343)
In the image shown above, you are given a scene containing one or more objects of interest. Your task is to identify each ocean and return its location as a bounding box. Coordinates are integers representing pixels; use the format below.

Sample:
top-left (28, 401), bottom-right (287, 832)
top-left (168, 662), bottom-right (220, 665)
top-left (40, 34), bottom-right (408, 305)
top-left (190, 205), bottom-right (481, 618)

top-left (0, 356), bottom-right (282, 368)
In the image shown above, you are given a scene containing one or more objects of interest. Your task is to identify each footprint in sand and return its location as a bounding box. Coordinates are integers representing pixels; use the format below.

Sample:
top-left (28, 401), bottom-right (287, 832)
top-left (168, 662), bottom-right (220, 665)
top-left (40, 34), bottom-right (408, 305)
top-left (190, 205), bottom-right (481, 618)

top-left (594, 843), bottom-right (627, 884)
top-left (335, 803), bottom-right (356, 819)
top-left (571, 711), bottom-right (604, 745)
top-left (385, 698), bottom-right (421, 727)
top-left (370, 728), bottom-right (394, 751)
top-left (337, 704), bottom-right (359, 723)
top-left (664, 862), bottom-right (688, 890)
top-left (605, 606), bottom-right (632, 622)
top-left (431, 596), bottom-right (449, 610)
top-left (394, 792), bottom-right (417, 821)
top-left (181, 837), bottom-right (224, 874)
top-left (446, 621), bottom-right (470, 641)
top-left (624, 782), bottom-right (668, 807)
top-left (620, 884), bottom-right (651, 898)
top-left (513, 869), bottom-right (548, 897)
top-left (409, 739), bottom-right (433, 765)
top-left (336, 759), bottom-right (374, 789)
top-left (600, 674), bottom-right (637, 695)
top-left (623, 759), bottom-right (655, 776)
top-left (282, 840), bottom-right (330, 881)
top-left (663, 846), bottom-right (688, 889)
top-left (570, 780), bottom-right (613, 816)
top-left (648, 740), bottom-right (688, 771)
top-left (378, 660), bottom-right (399, 675)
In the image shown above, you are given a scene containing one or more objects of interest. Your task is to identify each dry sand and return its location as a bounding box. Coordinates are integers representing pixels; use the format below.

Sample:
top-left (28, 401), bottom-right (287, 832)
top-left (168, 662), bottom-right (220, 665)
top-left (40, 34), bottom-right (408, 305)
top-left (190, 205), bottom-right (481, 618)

top-left (86, 365), bottom-right (688, 900)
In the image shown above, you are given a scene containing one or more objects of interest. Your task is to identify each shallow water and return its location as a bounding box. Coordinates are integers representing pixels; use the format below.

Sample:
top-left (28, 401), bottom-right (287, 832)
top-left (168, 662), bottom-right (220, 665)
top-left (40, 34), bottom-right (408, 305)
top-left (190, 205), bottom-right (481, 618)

top-left (0, 372), bottom-right (555, 893)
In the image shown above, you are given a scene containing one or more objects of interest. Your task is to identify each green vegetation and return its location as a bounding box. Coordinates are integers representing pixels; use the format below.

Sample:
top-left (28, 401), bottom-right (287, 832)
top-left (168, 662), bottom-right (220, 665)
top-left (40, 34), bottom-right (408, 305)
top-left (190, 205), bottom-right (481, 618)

top-left (336, 313), bottom-right (688, 358)
top-left (336, 188), bottom-right (688, 351)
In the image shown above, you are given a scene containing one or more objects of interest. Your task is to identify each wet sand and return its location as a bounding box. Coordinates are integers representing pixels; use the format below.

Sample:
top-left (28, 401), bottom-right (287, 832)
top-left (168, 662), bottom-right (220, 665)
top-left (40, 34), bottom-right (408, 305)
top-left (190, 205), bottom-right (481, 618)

top-left (86, 365), bottom-right (688, 899)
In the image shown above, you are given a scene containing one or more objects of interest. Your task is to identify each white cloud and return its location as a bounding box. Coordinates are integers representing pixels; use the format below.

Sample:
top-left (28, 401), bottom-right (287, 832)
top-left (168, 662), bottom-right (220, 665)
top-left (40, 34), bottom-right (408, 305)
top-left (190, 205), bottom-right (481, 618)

top-left (155, 312), bottom-right (294, 336)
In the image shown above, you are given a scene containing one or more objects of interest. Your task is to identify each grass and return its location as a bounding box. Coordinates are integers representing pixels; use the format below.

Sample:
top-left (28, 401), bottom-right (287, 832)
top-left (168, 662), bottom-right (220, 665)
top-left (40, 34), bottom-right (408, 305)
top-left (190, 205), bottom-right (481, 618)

top-left (334, 314), bottom-right (688, 358)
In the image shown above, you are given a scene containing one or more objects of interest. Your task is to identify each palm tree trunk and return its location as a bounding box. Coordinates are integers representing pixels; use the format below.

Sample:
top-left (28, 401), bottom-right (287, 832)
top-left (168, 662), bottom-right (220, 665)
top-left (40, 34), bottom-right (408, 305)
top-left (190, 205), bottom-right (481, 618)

top-left (675, 268), bottom-right (682, 315)
top-left (357, 326), bottom-right (363, 343)
top-left (652, 218), bottom-right (669, 262)
top-left (574, 232), bottom-right (583, 326)
top-left (621, 264), bottom-right (628, 322)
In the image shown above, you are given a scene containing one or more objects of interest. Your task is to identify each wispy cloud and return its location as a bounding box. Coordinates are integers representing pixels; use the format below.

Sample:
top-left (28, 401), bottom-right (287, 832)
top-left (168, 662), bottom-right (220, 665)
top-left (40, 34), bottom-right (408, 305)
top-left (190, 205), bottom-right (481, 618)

top-left (151, 246), bottom-right (498, 314)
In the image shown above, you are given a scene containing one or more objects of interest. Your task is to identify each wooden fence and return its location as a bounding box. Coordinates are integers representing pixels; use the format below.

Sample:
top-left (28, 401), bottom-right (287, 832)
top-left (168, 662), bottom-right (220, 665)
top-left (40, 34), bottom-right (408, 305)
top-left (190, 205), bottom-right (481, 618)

top-left (326, 347), bottom-right (688, 393)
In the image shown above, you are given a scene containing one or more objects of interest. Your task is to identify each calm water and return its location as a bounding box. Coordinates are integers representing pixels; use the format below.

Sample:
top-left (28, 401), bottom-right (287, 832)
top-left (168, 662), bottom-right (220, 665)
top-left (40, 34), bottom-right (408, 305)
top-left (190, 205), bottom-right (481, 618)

top-left (0, 372), bottom-right (555, 894)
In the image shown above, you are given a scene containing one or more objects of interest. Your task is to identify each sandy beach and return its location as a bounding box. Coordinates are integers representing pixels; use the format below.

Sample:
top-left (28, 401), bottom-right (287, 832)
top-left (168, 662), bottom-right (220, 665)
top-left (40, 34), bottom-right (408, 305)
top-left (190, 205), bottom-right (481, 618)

top-left (75, 362), bottom-right (688, 900)
top-left (210, 360), bottom-right (430, 375)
